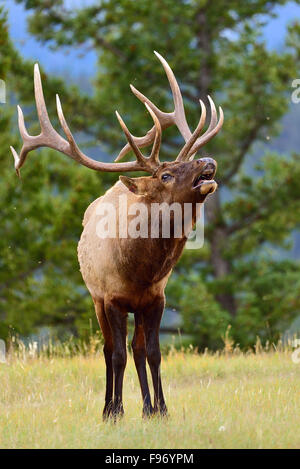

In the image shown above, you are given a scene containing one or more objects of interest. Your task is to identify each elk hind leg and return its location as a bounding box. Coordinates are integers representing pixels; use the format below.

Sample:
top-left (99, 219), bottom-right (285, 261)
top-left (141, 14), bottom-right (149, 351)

top-left (143, 297), bottom-right (168, 416)
top-left (132, 312), bottom-right (153, 417)
top-left (105, 300), bottom-right (128, 418)
top-left (94, 298), bottom-right (113, 420)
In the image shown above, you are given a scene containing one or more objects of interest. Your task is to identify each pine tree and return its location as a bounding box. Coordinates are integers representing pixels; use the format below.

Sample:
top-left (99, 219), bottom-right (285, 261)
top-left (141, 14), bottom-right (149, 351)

top-left (0, 6), bottom-right (109, 339)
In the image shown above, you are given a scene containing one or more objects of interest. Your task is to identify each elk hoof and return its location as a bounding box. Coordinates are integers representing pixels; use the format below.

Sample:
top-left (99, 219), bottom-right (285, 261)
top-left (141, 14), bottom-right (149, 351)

top-left (142, 404), bottom-right (154, 419)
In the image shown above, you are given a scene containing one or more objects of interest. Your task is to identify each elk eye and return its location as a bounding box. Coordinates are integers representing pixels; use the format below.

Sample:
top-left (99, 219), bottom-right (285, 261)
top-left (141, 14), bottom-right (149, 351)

top-left (161, 173), bottom-right (172, 182)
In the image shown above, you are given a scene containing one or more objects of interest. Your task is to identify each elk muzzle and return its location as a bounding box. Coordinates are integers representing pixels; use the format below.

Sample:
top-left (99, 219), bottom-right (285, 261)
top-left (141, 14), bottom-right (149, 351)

top-left (192, 158), bottom-right (218, 195)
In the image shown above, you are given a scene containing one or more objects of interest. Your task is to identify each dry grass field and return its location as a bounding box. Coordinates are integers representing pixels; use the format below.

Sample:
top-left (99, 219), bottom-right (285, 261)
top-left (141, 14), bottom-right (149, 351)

top-left (0, 341), bottom-right (299, 449)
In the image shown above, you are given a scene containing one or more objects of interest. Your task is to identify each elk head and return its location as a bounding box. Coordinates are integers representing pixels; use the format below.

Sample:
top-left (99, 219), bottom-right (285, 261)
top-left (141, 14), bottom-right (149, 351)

top-left (120, 158), bottom-right (217, 205)
top-left (10, 52), bottom-right (223, 205)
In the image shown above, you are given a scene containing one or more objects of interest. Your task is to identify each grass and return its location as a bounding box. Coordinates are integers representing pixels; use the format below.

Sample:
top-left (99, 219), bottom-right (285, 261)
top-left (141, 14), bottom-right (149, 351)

top-left (0, 341), bottom-right (299, 449)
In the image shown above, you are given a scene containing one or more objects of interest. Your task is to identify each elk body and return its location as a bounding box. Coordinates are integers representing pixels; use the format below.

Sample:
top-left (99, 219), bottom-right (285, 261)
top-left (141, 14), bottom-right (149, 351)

top-left (11, 52), bottom-right (223, 419)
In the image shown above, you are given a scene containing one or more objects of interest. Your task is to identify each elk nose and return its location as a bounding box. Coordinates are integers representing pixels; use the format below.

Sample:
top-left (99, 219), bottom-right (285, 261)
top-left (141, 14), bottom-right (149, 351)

top-left (196, 157), bottom-right (217, 173)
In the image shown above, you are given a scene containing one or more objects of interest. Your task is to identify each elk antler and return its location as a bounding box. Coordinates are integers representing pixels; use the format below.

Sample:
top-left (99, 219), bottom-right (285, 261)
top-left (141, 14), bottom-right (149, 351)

top-left (10, 64), bottom-right (162, 177)
top-left (116, 51), bottom-right (224, 162)
top-left (11, 54), bottom-right (223, 177)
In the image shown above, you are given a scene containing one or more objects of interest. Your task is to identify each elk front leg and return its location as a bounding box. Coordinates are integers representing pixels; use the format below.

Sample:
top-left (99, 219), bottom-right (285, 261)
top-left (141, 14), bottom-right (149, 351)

top-left (94, 299), bottom-right (113, 420)
top-left (143, 297), bottom-right (168, 416)
top-left (132, 313), bottom-right (153, 417)
top-left (105, 300), bottom-right (128, 418)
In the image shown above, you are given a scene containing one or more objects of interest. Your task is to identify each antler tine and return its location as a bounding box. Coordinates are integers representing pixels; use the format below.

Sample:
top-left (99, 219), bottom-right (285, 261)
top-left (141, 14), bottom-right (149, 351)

top-left (115, 103), bottom-right (161, 172)
top-left (11, 63), bottom-right (155, 176)
top-left (17, 105), bottom-right (30, 140)
top-left (130, 84), bottom-right (169, 127)
top-left (145, 103), bottom-right (161, 167)
top-left (10, 106), bottom-right (31, 176)
top-left (114, 124), bottom-right (157, 162)
top-left (187, 97), bottom-right (224, 158)
top-left (34, 64), bottom-right (55, 134)
top-left (10, 63), bottom-right (77, 176)
top-left (153, 51), bottom-right (191, 141)
top-left (176, 100), bottom-right (207, 162)
top-left (115, 111), bottom-right (148, 167)
top-left (10, 145), bottom-right (21, 178)
top-left (56, 94), bottom-right (95, 165)
top-left (203, 95), bottom-right (218, 135)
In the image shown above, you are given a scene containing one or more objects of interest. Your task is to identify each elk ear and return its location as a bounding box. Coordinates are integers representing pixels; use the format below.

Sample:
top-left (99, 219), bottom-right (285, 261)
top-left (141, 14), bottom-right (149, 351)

top-left (119, 176), bottom-right (152, 195)
top-left (119, 176), bottom-right (138, 193)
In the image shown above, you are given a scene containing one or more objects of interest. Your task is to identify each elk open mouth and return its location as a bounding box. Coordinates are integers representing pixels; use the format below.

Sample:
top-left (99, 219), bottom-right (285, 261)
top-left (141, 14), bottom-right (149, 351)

top-left (193, 171), bottom-right (213, 187)
top-left (192, 169), bottom-right (217, 195)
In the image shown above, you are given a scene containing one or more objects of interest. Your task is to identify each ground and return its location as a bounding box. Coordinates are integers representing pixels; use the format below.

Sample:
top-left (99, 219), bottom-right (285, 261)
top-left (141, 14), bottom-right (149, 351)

top-left (0, 349), bottom-right (299, 449)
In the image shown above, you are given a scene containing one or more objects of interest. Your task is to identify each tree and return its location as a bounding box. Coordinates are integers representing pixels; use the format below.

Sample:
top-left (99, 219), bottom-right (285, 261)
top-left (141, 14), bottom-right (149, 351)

top-left (0, 6), bottom-right (112, 340)
top-left (4, 0), bottom-right (300, 347)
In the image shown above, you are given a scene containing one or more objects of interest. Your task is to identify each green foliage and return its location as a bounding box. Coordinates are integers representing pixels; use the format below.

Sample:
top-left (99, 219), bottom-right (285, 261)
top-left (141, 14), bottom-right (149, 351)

top-left (0, 5), bottom-right (108, 338)
top-left (0, 146), bottom-right (105, 338)
top-left (234, 259), bottom-right (300, 345)
top-left (166, 272), bottom-right (231, 349)
top-left (1, 1), bottom-right (300, 348)
top-left (0, 5), bottom-right (117, 339)
top-left (223, 153), bottom-right (300, 257)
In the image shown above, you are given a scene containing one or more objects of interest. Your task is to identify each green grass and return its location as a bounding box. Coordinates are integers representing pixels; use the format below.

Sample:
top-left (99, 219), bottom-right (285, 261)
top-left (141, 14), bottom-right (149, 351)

top-left (0, 348), bottom-right (299, 449)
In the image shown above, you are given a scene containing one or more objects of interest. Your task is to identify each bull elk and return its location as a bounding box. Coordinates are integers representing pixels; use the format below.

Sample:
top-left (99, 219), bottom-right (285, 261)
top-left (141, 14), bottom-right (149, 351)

top-left (11, 52), bottom-right (223, 419)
